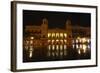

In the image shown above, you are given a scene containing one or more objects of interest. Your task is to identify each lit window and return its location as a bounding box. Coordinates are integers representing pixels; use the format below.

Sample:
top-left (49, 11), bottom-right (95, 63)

top-left (83, 44), bottom-right (87, 51)
top-left (76, 44), bottom-right (79, 49)
top-left (48, 40), bottom-right (50, 43)
top-left (64, 33), bottom-right (67, 38)
top-left (30, 40), bottom-right (33, 44)
top-left (87, 38), bottom-right (90, 43)
top-left (72, 44), bottom-right (75, 49)
top-left (76, 39), bottom-right (78, 43)
top-left (64, 45), bottom-right (67, 50)
top-left (78, 49), bottom-right (81, 54)
top-left (48, 45), bottom-right (51, 50)
top-left (60, 45), bottom-right (63, 51)
top-left (60, 40), bottom-right (63, 44)
top-left (56, 33), bottom-right (59, 38)
top-left (29, 51), bottom-right (33, 58)
top-left (64, 39), bottom-right (67, 43)
top-left (82, 38), bottom-right (86, 43)
top-left (48, 33), bottom-right (51, 38)
top-left (52, 45), bottom-right (55, 50)
top-left (56, 39), bottom-right (59, 42)
top-left (56, 45), bottom-right (59, 50)
top-left (60, 33), bottom-right (63, 38)
top-left (52, 33), bottom-right (55, 37)
top-left (52, 40), bottom-right (55, 44)
top-left (30, 36), bottom-right (34, 40)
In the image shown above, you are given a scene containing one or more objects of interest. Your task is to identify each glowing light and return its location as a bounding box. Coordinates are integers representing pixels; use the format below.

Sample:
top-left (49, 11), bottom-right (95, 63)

top-left (76, 44), bottom-right (79, 49)
top-left (56, 33), bottom-right (59, 38)
top-left (60, 33), bottom-right (63, 38)
top-left (82, 38), bottom-right (87, 43)
top-left (60, 40), bottom-right (63, 44)
top-left (48, 33), bottom-right (51, 38)
top-left (29, 51), bottom-right (33, 58)
top-left (30, 40), bottom-right (33, 44)
top-left (87, 39), bottom-right (90, 43)
top-left (30, 36), bottom-right (34, 40)
top-left (56, 39), bottom-right (59, 42)
top-left (64, 45), bottom-right (67, 50)
top-left (52, 33), bottom-right (55, 37)
top-left (52, 40), bottom-right (55, 44)
top-left (78, 50), bottom-right (81, 54)
top-left (48, 45), bottom-right (51, 50)
top-left (56, 45), bottom-right (59, 50)
top-left (60, 45), bottom-right (63, 51)
top-left (64, 40), bottom-right (67, 43)
top-left (83, 44), bottom-right (87, 50)
top-left (76, 39), bottom-right (78, 43)
top-left (80, 44), bottom-right (82, 48)
top-left (48, 40), bottom-right (50, 43)
top-left (72, 44), bottom-right (75, 48)
top-left (82, 44), bottom-right (87, 53)
top-left (64, 33), bottom-right (67, 38)
top-left (52, 45), bottom-right (55, 50)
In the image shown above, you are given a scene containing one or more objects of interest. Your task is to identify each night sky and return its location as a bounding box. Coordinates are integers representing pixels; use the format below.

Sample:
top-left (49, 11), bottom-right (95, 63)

top-left (23, 10), bottom-right (91, 29)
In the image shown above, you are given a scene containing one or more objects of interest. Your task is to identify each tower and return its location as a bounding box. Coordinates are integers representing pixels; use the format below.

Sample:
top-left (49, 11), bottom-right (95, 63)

top-left (41, 18), bottom-right (48, 38)
top-left (66, 18), bottom-right (72, 46)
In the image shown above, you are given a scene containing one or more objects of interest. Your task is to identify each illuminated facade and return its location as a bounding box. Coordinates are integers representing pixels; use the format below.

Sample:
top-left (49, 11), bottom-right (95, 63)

top-left (23, 18), bottom-right (91, 61)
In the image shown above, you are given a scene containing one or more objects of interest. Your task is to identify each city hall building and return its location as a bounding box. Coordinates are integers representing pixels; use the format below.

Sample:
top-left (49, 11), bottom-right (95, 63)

top-left (23, 18), bottom-right (91, 61)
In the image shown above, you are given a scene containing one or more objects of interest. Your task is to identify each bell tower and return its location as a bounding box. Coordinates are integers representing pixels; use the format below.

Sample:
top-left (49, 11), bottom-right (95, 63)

top-left (41, 18), bottom-right (48, 38)
top-left (66, 17), bottom-right (72, 46)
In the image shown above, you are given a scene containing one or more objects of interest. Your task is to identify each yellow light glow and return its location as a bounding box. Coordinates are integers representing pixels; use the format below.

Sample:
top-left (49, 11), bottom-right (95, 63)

top-left (64, 45), bottom-right (67, 49)
top-left (78, 50), bottom-right (81, 54)
top-left (56, 39), bottom-right (59, 42)
top-left (83, 44), bottom-right (87, 50)
top-left (72, 44), bottom-right (75, 48)
top-left (52, 45), bottom-right (55, 50)
top-left (52, 33), bottom-right (55, 37)
top-left (48, 33), bottom-right (51, 38)
top-left (30, 40), bottom-right (33, 44)
top-left (64, 33), bottom-right (67, 38)
top-left (82, 44), bottom-right (87, 53)
top-left (60, 40), bottom-right (63, 44)
top-left (82, 38), bottom-right (87, 43)
top-left (60, 45), bottom-right (63, 51)
top-left (64, 39), bottom-right (67, 43)
top-left (87, 39), bottom-right (90, 43)
top-left (56, 45), bottom-right (59, 50)
top-left (76, 44), bottom-right (79, 48)
top-left (48, 40), bottom-right (50, 43)
top-left (60, 33), bottom-right (63, 38)
top-left (48, 45), bottom-right (51, 50)
top-left (80, 44), bottom-right (82, 48)
top-left (29, 51), bottom-right (33, 58)
top-left (76, 39), bottom-right (78, 43)
top-left (52, 40), bottom-right (54, 43)
top-left (56, 33), bottom-right (59, 37)
top-left (30, 36), bottom-right (34, 40)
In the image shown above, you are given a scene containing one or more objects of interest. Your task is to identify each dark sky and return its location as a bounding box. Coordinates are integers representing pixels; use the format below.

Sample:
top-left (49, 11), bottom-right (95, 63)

top-left (23, 10), bottom-right (91, 29)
